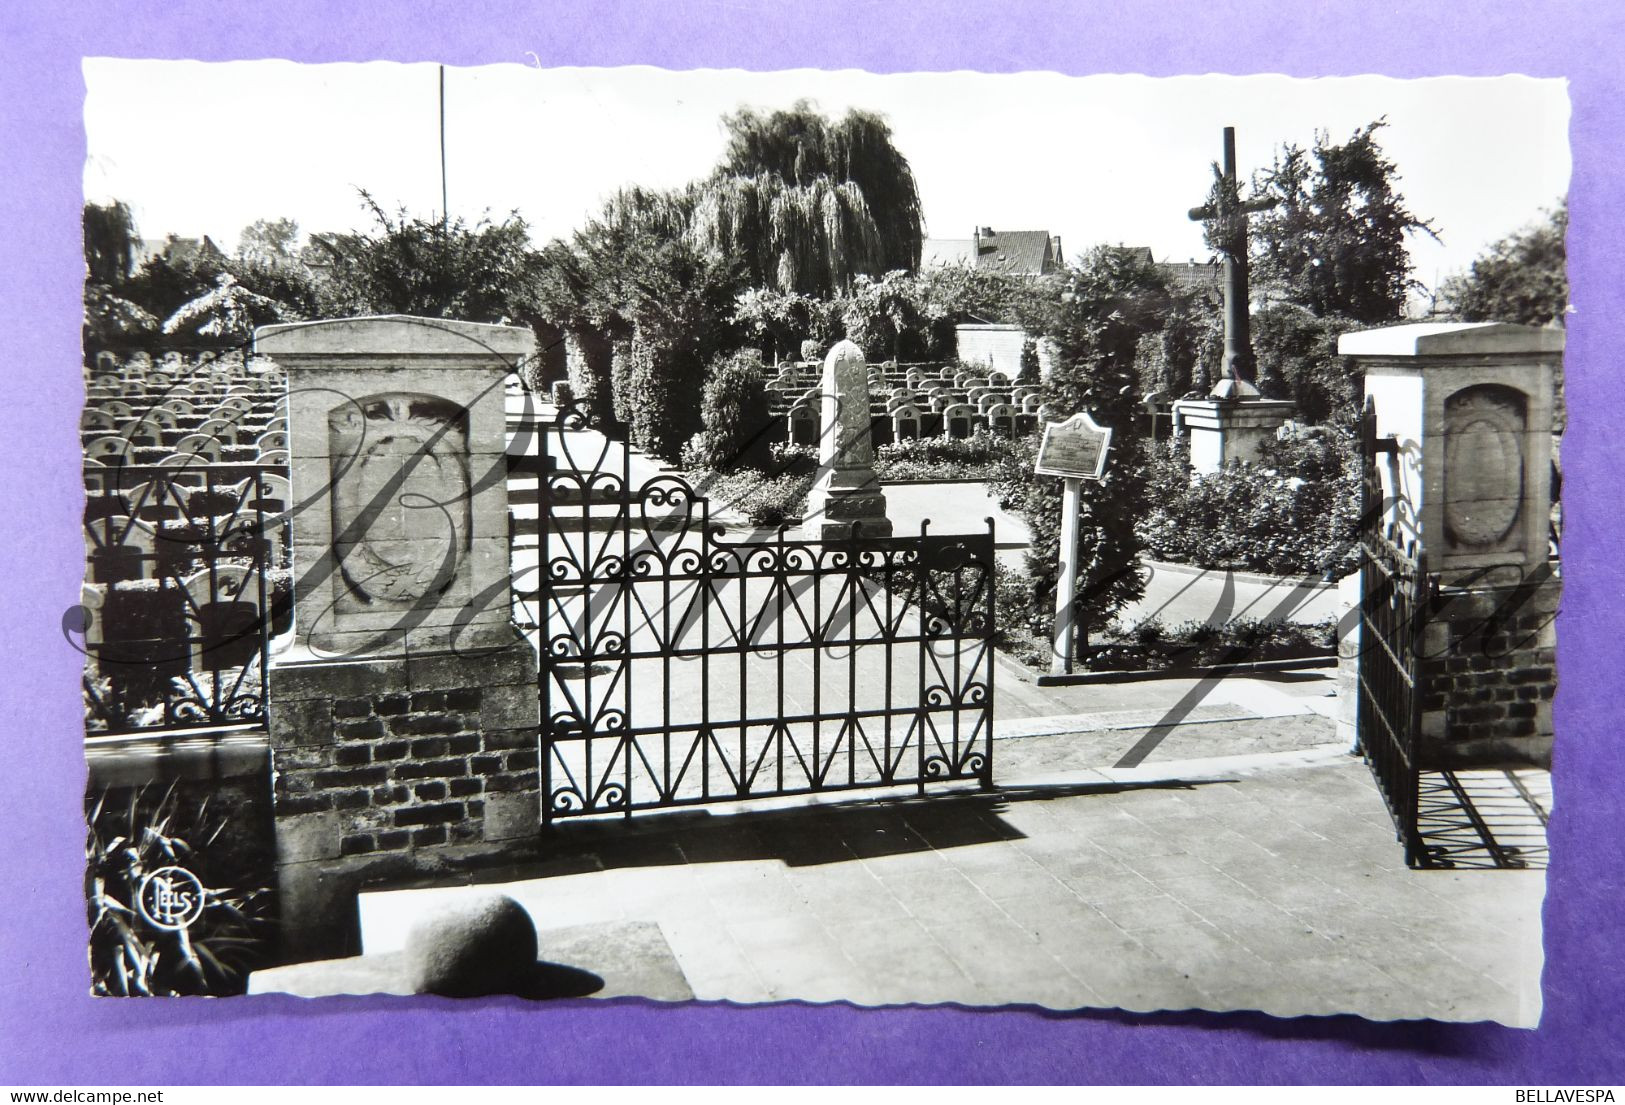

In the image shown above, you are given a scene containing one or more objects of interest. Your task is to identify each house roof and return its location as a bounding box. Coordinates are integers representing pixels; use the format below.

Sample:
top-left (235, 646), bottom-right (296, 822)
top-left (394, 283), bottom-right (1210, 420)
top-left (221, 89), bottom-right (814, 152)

top-left (921, 238), bottom-right (975, 267)
top-left (975, 229), bottom-right (1058, 275)
top-left (1158, 258), bottom-right (1224, 293)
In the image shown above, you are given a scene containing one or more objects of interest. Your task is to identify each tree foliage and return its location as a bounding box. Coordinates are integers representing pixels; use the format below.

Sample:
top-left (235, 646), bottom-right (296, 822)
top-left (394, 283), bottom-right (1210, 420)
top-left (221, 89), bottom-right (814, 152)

top-left (731, 287), bottom-right (842, 362)
top-left (1440, 199), bottom-right (1568, 326)
top-left (1250, 121), bottom-right (1438, 323)
top-left (121, 236), bottom-right (229, 325)
top-left (235, 218), bottom-right (301, 268)
top-left (161, 274), bottom-right (287, 342)
top-left (716, 100), bottom-right (924, 277)
top-left (613, 236), bottom-right (746, 461)
top-left (839, 270), bottom-right (924, 361)
top-left (84, 201), bottom-right (140, 286)
top-left (1251, 303), bottom-right (1365, 424)
top-left (695, 348), bottom-right (774, 470)
top-left (990, 246), bottom-right (1174, 652)
top-left (311, 191), bottom-right (544, 324)
top-left (690, 174), bottom-right (884, 298)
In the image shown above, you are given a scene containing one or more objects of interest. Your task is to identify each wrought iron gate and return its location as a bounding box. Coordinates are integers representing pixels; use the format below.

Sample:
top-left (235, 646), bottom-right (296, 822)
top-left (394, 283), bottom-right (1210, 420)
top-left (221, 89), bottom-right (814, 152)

top-left (516, 404), bottom-right (996, 823)
top-left (1355, 399), bottom-right (1437, 867)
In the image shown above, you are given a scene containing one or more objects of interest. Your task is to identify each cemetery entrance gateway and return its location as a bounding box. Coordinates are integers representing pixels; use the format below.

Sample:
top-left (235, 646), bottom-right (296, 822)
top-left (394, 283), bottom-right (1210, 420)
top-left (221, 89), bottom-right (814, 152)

top-left (520, 403), bottom-right (996, 823)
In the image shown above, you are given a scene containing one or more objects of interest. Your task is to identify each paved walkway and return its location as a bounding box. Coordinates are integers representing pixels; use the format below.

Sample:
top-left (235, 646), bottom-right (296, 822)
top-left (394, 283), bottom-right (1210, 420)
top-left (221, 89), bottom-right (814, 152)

top-left (344, 711), bottom-right (1547, 1025)
top-left (438, 385), bottom-right (1550, 1024)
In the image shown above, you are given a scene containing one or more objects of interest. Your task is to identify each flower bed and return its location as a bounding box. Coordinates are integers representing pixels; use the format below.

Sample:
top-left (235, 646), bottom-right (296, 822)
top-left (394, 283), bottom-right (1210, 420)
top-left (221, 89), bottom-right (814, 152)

top-left (874, 430), bottom-right (1014, 482)
top-left (1085, 615), bottom-right (1337, 673)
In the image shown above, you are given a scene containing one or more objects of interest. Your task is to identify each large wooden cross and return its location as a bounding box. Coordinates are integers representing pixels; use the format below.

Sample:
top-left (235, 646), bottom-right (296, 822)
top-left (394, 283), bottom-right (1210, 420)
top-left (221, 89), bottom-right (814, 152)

top-left (1187, 126), bottom-right (1277, 391)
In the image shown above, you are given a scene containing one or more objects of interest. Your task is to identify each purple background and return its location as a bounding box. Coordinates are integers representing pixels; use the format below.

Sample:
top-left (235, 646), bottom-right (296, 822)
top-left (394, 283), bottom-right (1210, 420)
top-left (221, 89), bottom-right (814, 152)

top-left (3, 0), bottom-right (1621, 1085)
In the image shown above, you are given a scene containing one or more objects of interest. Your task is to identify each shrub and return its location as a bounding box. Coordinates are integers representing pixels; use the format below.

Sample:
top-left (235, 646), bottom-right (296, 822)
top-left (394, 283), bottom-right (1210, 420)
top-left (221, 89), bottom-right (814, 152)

top-left (701, 468), bottom-right (816, 527)
top-left (1017, 336), bottom-right (1041, 385)
top-left (1086, 615), bottom-right (1337, 672)
top-left (770, 441), bottom-right (819, 471)
top-left (609, 337), bottom-right (635, 425)
top-left (1252, 304), bottom-right (1366, 424)
top-left (991, 559), bottom-right (1050, 667)
top-left (874, 429), bottom-right (1015, 481)
top-left (1136, 433), bottom-right (1361, 578)
top-left (694, 349), bottom-right (773, 470)
top-left (86, 785), bottom-right (270, 996)
top-left (623, 330), bottom-right (707, 464)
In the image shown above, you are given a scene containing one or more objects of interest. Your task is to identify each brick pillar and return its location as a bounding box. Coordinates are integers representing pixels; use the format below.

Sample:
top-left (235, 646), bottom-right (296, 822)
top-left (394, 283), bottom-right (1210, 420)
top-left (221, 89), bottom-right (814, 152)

top-left (1340, 322), bottom-right (1564, 768)
top-left (253, 316), bottom-right (540, 962)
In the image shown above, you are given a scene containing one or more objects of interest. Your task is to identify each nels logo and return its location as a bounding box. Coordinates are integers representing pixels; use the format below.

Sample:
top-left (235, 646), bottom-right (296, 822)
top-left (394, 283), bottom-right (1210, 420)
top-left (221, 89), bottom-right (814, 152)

top-left (137, 865), bottom-right (206, 931)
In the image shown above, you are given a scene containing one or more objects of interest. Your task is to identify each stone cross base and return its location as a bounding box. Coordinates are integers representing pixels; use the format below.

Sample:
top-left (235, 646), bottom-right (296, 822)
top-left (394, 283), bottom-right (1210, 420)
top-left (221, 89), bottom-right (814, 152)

top-left (265, 633), bottom-right (539, 962)
top-left (1173, 396), bottom-right (1297, 474)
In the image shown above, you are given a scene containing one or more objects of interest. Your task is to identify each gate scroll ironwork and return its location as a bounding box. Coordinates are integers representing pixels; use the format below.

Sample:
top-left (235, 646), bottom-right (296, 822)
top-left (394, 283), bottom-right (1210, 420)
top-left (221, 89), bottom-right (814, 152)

top-left (518, 403), bottom-right (995, 823)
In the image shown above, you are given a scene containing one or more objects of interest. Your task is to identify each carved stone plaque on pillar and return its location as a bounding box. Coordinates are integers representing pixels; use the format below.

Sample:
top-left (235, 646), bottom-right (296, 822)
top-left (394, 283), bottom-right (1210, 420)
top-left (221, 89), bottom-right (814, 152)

top-left (254, 315), bottom-right (535, 656)
top-left (1340, 321), bottom-right (1562, 579)
top-left (1441, 384), bottom-right (1527, 556)
top-left (329, 392), bottom-right (472, 613)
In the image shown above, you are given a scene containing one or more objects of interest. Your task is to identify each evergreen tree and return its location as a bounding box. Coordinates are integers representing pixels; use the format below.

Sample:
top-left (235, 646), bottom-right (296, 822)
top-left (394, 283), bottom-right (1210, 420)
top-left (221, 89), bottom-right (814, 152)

top-left (1250, 120), bottom-right (1438, 323)
top-left (990, 246), bottom-right (1173, 655)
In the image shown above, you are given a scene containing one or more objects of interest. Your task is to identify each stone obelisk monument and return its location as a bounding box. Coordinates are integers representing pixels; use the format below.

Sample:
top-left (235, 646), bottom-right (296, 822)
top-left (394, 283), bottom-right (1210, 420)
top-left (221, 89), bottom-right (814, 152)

top-left (802, 339), bottom-right (893, 540)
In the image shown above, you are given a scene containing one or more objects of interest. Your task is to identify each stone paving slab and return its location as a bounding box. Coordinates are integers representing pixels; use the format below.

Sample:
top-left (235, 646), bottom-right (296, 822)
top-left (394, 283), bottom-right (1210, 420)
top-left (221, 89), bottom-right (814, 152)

top-left (348, 735), bottom-right (1546, 1026)
top-left (249, 919), bottom-right (692, 1001)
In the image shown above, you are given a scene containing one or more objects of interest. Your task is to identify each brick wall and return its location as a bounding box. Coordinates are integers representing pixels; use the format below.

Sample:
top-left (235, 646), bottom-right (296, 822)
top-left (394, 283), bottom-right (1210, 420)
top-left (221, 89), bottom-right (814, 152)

top-left (1418, 574), bottom-right (1559, 766)
top-left (273, 685), bottom-right (539, 858)
top-left (265, 638), bottom-right (541, 959)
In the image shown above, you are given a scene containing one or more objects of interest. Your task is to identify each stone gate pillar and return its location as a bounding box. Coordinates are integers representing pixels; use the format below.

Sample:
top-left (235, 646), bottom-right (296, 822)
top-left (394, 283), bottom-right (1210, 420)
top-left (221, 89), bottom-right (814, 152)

top-left (253, 315), bottom-right (540, 961)
top-left (1340, 322), bottom-right (1563, 767)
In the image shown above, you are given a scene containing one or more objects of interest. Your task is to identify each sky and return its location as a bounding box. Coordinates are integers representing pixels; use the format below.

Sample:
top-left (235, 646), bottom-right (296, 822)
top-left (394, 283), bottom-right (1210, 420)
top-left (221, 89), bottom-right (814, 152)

top-left (83, 61), bottom-right (1571, 293)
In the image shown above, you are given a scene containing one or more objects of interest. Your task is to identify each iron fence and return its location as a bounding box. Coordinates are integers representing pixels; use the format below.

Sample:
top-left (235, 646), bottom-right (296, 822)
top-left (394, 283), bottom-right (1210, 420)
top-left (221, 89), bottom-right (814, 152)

top-left (518, 403), bottom-right (996, 822)
top-left (81, 461), bottom-right (291, 735)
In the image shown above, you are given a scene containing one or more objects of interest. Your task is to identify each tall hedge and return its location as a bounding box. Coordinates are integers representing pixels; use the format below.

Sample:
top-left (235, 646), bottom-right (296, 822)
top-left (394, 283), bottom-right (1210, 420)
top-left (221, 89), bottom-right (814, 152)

top-left (624, 329), bottom-right (708, 464)
top-left (696, 349), bottom-right (774, 470)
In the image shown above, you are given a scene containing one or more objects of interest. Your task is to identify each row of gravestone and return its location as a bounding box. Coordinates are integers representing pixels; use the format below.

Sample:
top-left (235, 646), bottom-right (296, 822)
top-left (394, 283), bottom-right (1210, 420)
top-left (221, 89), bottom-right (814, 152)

top-left (765, 360), bottom-right (1018, 396)
top-left (80, 470), bottom-right (294, 731)
top-left (82, 352), bottom-right (290, 476)
top-left (88, 348), bottom-right (245, 374)
top-left (784, 387), bottom-right (1052, 444)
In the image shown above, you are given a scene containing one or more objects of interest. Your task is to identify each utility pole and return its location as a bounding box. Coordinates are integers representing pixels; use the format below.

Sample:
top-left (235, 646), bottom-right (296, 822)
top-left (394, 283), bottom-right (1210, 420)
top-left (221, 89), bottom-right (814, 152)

top-left (439, 65), bottom-right (448, 234)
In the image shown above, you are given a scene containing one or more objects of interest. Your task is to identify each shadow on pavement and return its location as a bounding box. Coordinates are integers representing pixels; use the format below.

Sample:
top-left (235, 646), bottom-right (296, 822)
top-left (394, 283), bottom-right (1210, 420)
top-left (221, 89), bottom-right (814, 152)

top-left (1414, 768), bottom-right (1551, 870)
top-left (465, 778), bottom-right (1229, 880)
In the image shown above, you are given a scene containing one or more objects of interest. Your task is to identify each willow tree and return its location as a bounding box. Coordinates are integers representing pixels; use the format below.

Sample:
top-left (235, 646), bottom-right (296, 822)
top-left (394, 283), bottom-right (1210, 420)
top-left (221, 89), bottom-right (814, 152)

top-left (703, 100), bottom-right (924, 294)
top-left (688, 174), bottom-right (883, 297)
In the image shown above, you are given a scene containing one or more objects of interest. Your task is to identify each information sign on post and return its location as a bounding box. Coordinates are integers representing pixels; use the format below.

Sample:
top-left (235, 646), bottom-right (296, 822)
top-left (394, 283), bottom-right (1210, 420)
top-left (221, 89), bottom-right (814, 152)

top-left (1035, 412), bottom-right (1113, 677)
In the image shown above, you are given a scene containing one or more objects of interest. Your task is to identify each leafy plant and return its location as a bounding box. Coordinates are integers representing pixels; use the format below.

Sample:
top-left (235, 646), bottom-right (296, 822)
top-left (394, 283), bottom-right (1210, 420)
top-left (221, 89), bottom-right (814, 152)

top-left (694, 349), bottom-right (774, 470)
top-left (874, 428), bottom-right (1014, 481)
top-left (85, 785), bottom-right (269, 997)
top-left (1086, 615), bottom-right (1337, 672)
top-left (1136, 433), bottom-right (1361, 578)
